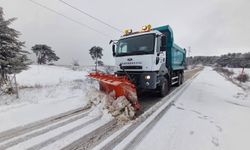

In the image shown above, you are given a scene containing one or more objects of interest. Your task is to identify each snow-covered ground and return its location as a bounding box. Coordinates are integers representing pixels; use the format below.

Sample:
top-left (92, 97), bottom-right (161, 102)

top-left (16, 65), bottom-right (88, 86)
top-left (227, 68), bottom-right (250, 75)
top-left (0, 65), bottom-right (98, 132)
top-left (229, 68), bottom-right (250, 89)
top-left (133, 67), bottom-right (250, 150)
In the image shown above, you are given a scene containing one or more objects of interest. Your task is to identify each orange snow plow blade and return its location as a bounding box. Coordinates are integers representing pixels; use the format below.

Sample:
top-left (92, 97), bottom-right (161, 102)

top-left (88, 73), bottom-right (141, 110)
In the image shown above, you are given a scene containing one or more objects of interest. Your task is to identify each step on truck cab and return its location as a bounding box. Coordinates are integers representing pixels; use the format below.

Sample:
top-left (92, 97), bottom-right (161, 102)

top-left (111, 25), bottom-right (186, 97)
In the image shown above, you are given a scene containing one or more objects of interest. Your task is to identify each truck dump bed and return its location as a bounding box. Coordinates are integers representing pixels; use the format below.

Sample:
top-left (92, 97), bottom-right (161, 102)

top-left (154, 25), bottom-right (186, 71)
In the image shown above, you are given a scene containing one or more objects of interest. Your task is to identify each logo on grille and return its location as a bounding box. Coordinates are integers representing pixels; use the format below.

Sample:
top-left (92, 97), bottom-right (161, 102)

top-left (127, 58), bottom-right (133, 61)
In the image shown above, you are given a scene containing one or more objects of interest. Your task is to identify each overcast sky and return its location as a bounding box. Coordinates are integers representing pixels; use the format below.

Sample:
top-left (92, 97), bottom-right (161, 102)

top-left (1, 0), bottom-right (250, 65)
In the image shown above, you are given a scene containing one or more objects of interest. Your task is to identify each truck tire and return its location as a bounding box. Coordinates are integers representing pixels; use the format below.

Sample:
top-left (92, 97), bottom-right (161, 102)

top-left (180, 73), bottom-right (184, 84)
top-left (177, 73), bottom-right (183, 86)
top-left (159, 78), bottom-right (169, 97)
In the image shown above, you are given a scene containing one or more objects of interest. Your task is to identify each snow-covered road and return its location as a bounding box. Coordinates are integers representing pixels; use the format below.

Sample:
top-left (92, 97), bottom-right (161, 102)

top-left (132, 67), bottom-right (250, 150)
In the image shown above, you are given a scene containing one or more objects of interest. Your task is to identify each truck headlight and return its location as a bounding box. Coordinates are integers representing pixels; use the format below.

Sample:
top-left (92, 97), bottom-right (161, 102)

top-left (145, 75), bottom-right (151, 80)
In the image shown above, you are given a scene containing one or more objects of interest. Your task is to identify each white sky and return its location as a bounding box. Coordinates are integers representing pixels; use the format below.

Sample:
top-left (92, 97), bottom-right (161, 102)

top-left (1, 0), bottom-right (250, 65)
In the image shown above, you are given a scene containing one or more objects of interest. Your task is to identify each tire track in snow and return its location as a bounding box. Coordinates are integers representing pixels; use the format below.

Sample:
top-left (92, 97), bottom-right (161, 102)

top-left (0, 110), bottom-right (90, 149)
top-left (0, 106), bottom-right (90, 143)
top-left (26, 116), bottom-right (102, 150)
top-left (62, 119), bottom-right (117, 150)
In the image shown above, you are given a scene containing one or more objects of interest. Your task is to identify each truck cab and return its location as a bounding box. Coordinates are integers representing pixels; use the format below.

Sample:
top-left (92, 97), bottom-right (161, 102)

top-left (112, 25), bottom-right (186, 96)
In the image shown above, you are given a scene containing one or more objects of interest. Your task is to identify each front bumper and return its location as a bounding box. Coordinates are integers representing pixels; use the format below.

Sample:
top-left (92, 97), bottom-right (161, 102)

top-left (116, 71), bottom-right (158, 89)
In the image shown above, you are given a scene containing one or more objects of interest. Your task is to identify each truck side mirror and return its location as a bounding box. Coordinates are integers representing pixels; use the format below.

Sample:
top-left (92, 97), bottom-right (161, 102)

top-left (160, 35), bottom-right (167, 51)
top-left (112, 44), bottom-right (116, 56)
top-left (109, 40), bottom-right (113, 44)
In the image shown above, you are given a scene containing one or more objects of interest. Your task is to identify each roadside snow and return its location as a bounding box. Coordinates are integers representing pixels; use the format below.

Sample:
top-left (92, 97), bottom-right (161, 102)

top-left (229, 68), bottom-right (250, 89)
top-left (16, 65), bottom-right (87, 86)
top-left (135, 67), bottom-right (250, 150)
top-left (229, 68), bottom-right (250, 75)
top-left (0, 65), bottom-right (97, 132)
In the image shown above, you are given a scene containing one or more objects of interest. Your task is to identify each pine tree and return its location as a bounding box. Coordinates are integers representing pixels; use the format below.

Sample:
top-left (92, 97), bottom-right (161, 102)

top-left (89, 46), bottom-right (103, 72)
top-left (0, 7), bottom-right (30, 85)
top-left (31, 44), bottom-right (60, 64)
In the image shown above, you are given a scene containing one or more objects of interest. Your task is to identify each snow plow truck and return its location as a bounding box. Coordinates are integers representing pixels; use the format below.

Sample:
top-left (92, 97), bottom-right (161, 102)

top-left (89, 25), bottom-right (186, 111)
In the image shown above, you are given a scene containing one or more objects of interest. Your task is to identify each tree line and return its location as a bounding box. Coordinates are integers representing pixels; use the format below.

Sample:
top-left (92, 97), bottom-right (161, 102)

top-left (187, 52), bottom-right (250, 68)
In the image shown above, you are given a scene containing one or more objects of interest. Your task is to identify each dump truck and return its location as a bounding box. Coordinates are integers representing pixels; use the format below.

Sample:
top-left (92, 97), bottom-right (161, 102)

top-left (89, 25), bottom-right (186, 111)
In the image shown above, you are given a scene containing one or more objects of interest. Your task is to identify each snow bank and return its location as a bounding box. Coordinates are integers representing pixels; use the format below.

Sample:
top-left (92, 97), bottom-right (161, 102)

top-left (86, 89), bottom-right (135, 124)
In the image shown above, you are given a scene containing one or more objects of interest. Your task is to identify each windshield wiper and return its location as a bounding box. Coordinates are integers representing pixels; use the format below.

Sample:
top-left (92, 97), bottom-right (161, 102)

top-left (117, 53), bottom-right (127, 56)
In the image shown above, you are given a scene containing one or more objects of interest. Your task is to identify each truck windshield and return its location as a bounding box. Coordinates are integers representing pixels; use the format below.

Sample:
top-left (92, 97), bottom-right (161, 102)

top-left (116, 34), bottom-right (155, 57)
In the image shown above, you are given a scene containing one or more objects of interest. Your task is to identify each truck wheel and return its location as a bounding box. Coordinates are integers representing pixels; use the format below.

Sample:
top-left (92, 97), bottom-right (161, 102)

top-left (177, 73), bottom-right (182, 86)
top-left (159, 78), bottom-right (169, 97)
top-left (180, 73), bottom-right (184, 84)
